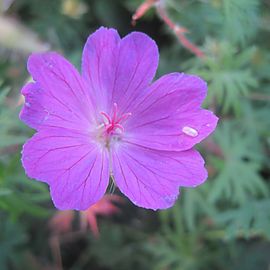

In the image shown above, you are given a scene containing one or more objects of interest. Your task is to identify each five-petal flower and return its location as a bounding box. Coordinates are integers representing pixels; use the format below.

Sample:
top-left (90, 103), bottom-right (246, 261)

top-left (20, 27), bottom-right (218, 210)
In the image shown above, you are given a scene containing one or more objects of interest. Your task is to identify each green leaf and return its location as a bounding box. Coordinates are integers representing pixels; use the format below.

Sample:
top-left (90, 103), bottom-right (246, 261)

top-left (215, 199), bottom-right (270, 239)
top-left (209, 121), bottom-right (268, 205)
top-left (187, 41), bottom-right (258, 114)
top-left (220, 0), bottom-right (259, 45)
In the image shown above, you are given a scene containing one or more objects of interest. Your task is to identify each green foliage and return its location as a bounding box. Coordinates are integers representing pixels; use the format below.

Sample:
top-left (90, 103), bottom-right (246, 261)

top-left (209, 121), bottom-right (268, 205)
top-left (181, 186), bottom-right (214, 231)
top-left (152, 204), bottom-right (207, 270)
top-left (215, 199), bottom-right (270, 239)
top-left (219, 0), bottom-right (259, 45)
top-left (0, 219), bottom-right (27, 270)
top-left (0, 156), bottom-right (51, 218)
top-left (82, 223), bottom-right (153, 270)
top-left (187, 41), bottom-right (258, 114)
top-left (239, 101), bottom-right (270, 139)
top-left (0, 82), bottom-right (50, 219)
top-left (0, 84), bottom-right (27, 148)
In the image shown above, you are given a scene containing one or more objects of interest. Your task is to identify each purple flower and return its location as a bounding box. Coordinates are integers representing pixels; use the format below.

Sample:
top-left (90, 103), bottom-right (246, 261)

top-left (20, 27), bottom-right (218, 211)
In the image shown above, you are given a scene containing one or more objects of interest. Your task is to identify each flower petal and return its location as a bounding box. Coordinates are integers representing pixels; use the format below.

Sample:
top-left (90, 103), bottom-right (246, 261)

top-left (111, 31), bottom-right (159, 113)
top-left (81, 27), bottom-right (158, 113)
top-left (82, 27), bottom-right (120, 112)
top-left (112, 142), bottom-right (207, 210)
top-left (22, 129), bottom-right (109, 210)
top-left (20, 52), bottom-right (94, 131)
top-left (125, 73), bottom-right (218, 151)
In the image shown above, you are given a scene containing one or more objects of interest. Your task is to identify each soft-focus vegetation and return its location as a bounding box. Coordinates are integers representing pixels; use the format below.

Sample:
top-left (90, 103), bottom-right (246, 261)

top-left (0, 0), bottom-right (270, 269)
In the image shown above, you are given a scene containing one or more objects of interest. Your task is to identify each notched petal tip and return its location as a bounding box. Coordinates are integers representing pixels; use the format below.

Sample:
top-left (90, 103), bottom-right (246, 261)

top-left (91, 26), bottom-right (120, 36)
top-left (83, 26), bottom-right (121, 51)
top-left (122, 31), bottom-right (159, 61)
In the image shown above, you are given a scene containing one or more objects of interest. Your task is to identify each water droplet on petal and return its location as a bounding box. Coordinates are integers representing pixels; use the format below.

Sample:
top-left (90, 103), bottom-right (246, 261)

top-left (182, 126), bottom-right (198, 137)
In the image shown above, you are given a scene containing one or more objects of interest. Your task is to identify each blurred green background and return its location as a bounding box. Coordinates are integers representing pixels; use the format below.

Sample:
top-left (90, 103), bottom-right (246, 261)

top-left (0, 0), bottom-right (270, 269)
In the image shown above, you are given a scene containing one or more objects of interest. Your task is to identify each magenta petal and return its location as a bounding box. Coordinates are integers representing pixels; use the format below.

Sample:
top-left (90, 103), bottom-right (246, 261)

top-left (81, 27), bottom-right (159, 113)
top-left (112, 143), bottom-right (207, 210)
top-left (20, 52), bottom-right (94, 131)
top-left (20, 82), bottom-right (46, 130)
top-left (125, 73), bottom-right (218, 151)
top-left (110, 31), bottom-right (159, 113)
top-left (82, 27), bottom-right (120, 112)
top-left (22, 129), bottom-right (109, 210)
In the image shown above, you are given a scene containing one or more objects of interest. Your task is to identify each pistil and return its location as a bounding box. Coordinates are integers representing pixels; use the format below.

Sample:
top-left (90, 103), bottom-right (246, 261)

top-left (100, 103), bottom-right (131, 136)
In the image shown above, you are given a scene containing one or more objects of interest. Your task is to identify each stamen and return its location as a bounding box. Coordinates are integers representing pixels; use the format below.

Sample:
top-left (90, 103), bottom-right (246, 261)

top-left (114, 123), bottom-right (124, 133)
top-left (98, 103), bottom-right (131, 137)
top-left (118, 112), bottom-right (132, 123)
top-left (100, 111), bottom-right (111, 124)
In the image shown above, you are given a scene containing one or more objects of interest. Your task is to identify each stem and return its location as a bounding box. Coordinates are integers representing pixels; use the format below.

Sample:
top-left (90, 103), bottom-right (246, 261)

top-left (132, 0), bottom-right (205, 58)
